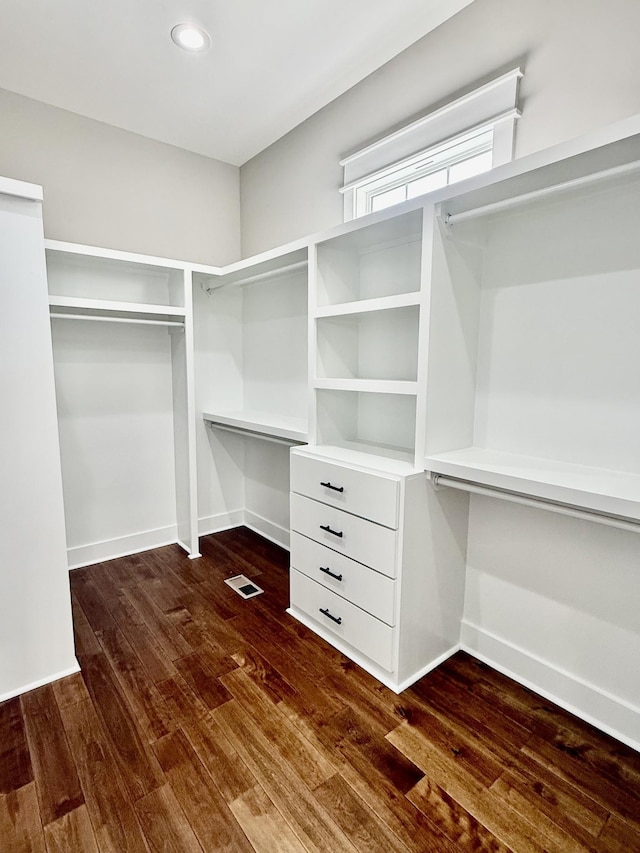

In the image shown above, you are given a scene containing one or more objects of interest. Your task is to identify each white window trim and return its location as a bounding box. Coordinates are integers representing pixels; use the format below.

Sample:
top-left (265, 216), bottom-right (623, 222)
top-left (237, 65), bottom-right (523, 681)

top-left (340, 68), bottom-right (522, 221)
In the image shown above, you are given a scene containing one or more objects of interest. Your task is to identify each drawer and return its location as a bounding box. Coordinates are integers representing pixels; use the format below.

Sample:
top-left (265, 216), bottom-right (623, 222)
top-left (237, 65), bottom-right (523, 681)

top-left (290, 569), bottom-right (395, 672)
top-left (290, 451), bottom-right (400, 528)
top-left (290, 531), bottom-right (396, 626)
top-left (290, 493), bottom-right (398, 578)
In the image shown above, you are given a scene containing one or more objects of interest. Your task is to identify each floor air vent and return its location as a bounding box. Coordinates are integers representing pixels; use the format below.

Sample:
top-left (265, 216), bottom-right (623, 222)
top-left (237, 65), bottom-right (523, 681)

top-left (224, 574), bottom-right (264, 599)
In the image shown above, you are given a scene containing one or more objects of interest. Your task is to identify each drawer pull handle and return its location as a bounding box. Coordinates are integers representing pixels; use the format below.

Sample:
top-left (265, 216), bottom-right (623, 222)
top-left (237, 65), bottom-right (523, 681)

top-left (319, 607), bottom-right (342, 625)
top-left (320, 481), bottom-right (344, 493)
top-left (320, 524), bottom-right (343, 538)
top-left (319, 566), bottom-right (343, 581)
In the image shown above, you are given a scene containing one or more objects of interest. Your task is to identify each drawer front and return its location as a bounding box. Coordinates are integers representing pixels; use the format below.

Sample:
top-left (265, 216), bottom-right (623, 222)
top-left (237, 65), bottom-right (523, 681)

top-left (290, 452), bottom-right (400, 529)
top-left (290, 569), bottom-right (395, 672)
top-left (290, 531), bottom-right (396, 626)
top-left (290, 493), bottom-right (398, 578)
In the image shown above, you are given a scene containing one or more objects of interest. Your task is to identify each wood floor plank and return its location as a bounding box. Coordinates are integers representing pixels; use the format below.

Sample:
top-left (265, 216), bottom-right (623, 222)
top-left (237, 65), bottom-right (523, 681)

top-left (489, 773), bottom-right (597, 853)
top-left (43, 804), bottom-right (100, 853)
top-left (105, 611), bottom-right (177, 683)
top-left (220, 667), bottom-right (336, 789)
top-left (313, 772), bottom-right (413, 853)
top-left (598, 812), bottom-right (640, 852)
top-left (179, 589), bottom-right (246, 656)
top-left (175, 650), bottom-right (234, 711)
top-left (521, 736), bottom-right (640, 824)
top-left (311, 708), bottom-right (461, 853)
top-left (0, 782), bottom-right (47, 853)
top-left (95, 625), bottom-right (174, 742)
top-left (495, 763), bottom-right (609, 841)
top-left (214, 699), bottom-right (361, 853)
top-left (0, 696), bottom-right (32, 794)
top-left (228, 784), bottom-right (309, 853)
top-left (154, 672), bottom-right (210, 726)
top-left (59, 698), bottom-right (150, 853)
top-left (70, 594), bottom-right (103, 657)
top-left (113, 588), bottom-right (188, 672)
top-left (405, 774), bottom-right (512, 853)
top-left (390, 721), bottom-right (547, 853)
top-left (231, 645), bottom-right (298, 705)
top-left (134, 783), bottom-right (203, 853)
top-left (51, 672), bottom-right (91, 711)
top-left (79, 653), bottom-right (164, 802)
top-left (21, 685), bottom-right (84, 826)
top-left (154, 728), bottom-right (254, 853)
top-left (104, 552), bottom-right (151, 588)
top-left (183, 714), bottom-right (258, 805)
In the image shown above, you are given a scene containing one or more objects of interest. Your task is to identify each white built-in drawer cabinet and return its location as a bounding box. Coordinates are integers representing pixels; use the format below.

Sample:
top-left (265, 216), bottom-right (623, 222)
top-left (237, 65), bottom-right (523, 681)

top-left (287, 446), bottom-right (467, 692)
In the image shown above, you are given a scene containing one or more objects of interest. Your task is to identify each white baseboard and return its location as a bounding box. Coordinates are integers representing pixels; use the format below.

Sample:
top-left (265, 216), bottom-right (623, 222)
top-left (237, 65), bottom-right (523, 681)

top-left (244, 509), bottom-right (290, 550)
top-left (67, 510), bottom-right (284, 569)
top-left (461, 620), bottom-right (640, 753)
top-left (0, 661), bottom-right (81, 703)
top-left (198, 509), bottom-right (245, 536)
top-left (67, 525), bottom-right (179, 569)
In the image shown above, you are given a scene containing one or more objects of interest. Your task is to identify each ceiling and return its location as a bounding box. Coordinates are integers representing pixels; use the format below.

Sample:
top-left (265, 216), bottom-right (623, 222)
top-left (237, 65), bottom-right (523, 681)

top-left (0, 0), bottom-right (474, 166)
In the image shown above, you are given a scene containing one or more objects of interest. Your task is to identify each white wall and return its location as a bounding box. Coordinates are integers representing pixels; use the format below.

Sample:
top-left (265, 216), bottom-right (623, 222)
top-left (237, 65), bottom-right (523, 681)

top-left (240, 0), bottom-right (640, 256)
top-left (0, 187), bottom-right (77, 700)
top-left (463, 498), bottom-right (640, 749)
top-left (0, 88), bottom-right (240, 265)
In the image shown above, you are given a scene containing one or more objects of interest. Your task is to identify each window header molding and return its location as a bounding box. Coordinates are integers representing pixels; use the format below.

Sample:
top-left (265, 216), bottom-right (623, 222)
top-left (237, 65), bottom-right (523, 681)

top-left (340, 68), bottom-right (523, 214)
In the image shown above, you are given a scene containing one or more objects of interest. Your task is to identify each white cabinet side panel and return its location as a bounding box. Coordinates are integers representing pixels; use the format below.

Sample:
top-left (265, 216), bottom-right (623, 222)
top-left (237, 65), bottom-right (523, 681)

top-left (0, 191), bottom-right (76, 698)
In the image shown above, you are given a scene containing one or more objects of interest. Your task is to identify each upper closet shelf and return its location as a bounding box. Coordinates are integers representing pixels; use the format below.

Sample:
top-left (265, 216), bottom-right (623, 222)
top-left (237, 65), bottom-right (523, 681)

top-left (49, 295), bottom-right (186, 317)
top-left (314, 292), bottom-right (420, 318)
top-left (315, 378), bottom-right (418, 395)
top-left (48, 295), bottom-right (186, 327)
top-left (203, 411), bottom-right (308, 445)
top-left (425, 448), bottom-right (640, 524)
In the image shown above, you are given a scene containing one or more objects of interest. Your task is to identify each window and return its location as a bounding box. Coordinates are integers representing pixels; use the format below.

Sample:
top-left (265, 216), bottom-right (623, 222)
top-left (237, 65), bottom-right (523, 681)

top-left (341, 68), bottom-right (522, 220)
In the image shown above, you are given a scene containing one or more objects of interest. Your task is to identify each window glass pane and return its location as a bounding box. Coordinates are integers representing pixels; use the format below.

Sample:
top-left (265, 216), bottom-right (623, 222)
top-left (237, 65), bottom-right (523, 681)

top-left (407, 169), bottom-right (448, 199)
top-left (449, 151), bottom-right (493, 184)
top-left (370, 185), bottom-right (407, 212)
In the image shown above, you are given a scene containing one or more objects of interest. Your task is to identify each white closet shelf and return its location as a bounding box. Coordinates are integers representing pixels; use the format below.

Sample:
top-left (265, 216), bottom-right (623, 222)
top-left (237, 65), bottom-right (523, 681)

top-left (315, 378), bottom-right (418, 395)
top-left (202, 411), bottom-right (308, 444)
top-left (314, 292), bottom-right (420, 318)
top-left (307, 443), bottom-right (419, 475)
top-left (425, 447), bottom-right (640, 522)
top-left (48, 295), bottom-right (186, 317)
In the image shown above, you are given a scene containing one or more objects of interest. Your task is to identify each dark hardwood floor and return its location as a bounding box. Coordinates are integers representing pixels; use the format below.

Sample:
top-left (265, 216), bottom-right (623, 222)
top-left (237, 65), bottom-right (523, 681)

top-left (1, 527), bottom-right (639, 852)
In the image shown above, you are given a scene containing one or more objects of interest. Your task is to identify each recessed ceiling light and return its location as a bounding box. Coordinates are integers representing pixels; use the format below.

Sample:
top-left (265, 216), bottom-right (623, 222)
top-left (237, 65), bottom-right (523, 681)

top-left (171, 23), bottom-right (211, 52)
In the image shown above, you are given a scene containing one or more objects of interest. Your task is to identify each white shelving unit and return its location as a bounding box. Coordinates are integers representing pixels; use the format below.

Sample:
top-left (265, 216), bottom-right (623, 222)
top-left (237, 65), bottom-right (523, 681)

top-left (424, 147), bottom-right (640, 529)
top-left (310, 208), bottom-right (427, 467)
top-left (288, 202), bottom-right (468, 692)
top-left (45, 240), bottom-right (200, 565)
top-left (197, 242), bottom-right (309, 547)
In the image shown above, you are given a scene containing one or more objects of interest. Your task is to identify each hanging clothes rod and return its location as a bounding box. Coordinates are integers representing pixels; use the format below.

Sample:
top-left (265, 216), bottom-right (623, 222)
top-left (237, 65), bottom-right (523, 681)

top-left (50, 313), bottom-right (185, 328)
top-left (207, 421), bottom-right (306, 447)
top-left (431, 473), bottom-right (640, 534)
top-left (202, 260), bottom-right (308, 293)
top-left (444, 159), bottom-right (640, 226)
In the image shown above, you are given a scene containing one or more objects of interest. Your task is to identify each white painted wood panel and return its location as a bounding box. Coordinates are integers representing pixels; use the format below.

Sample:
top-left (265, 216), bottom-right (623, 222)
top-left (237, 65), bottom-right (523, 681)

top-left (0, 183), bottom-right (77, 700)
top-left (290, 532), bottom-right (396, 625)
top-left (290, 493), bottom-right (398, 576)
top-left (290, 569), bottom-right (395, 671)
top-left (291, 448), bottom-right (400, 528)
